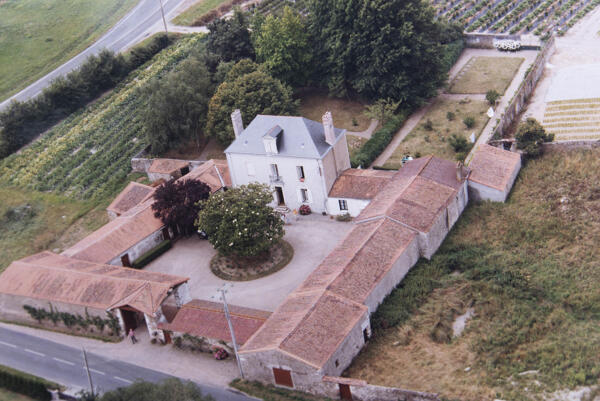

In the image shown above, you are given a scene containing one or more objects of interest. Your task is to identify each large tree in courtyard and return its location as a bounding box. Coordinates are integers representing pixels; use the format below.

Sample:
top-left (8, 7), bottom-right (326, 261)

top-left (205, 65), bottom-right (297, 146)
top-left (307, 0), bottom-right (449, 104)
top-left (196, 183), bottom-right (284, 258)
top-left (516, 118), bottom-right (554, 158)
top-left (152, 179), bottom-right (211, 236)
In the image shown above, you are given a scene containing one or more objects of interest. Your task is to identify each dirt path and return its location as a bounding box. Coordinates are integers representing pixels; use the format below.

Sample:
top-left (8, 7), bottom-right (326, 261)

top-left (347, 119), bottom-right (379, 139)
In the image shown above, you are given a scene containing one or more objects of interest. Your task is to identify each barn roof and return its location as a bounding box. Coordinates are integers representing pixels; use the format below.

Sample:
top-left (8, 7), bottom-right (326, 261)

top-left (328, 169), bottom-right (395, 200)
top-left (0, 252), bottom-right (188, 315)
top-left (148, 159), bottom-right (189, 175)
top-left (106, 182), bottom-right (155, 217)
top-left (468, 144), bottom-right (521, 191)
top-left (158, 300), bottom-right (270, 344)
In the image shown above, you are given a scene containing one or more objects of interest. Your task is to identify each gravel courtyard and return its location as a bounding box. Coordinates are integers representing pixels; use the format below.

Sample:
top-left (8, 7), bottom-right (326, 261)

top-left (145, 214), bottom-right (354, 311)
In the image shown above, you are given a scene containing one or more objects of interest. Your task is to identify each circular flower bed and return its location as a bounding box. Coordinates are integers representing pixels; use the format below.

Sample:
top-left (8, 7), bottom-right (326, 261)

top-left (209, 240), bottom-right (294, 281)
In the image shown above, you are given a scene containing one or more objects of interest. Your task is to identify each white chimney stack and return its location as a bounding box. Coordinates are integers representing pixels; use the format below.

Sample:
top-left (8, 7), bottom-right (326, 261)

top-left (231, 109), bottom-right (244, 138)
top-left (322, 111), bottom-right (336, 146)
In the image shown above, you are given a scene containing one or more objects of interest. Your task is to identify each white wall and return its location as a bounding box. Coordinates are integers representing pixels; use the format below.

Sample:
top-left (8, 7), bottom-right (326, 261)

top-left (326, 197), bottom-right (370, 217)
top-left (108, 228), bottom-right (166, 266)
top-left (226, 153), bottom-right (329, 213)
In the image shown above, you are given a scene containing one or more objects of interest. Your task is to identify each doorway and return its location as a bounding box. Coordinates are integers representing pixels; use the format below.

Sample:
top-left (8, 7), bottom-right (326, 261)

top-left (180, 166), bottom-right (190, 176)
top-left (339, 383), bottom-right (353, 401)
top-left (274, 186), bottom-right (285, 205)
top-left (121, 254), bottom-right (131, 267)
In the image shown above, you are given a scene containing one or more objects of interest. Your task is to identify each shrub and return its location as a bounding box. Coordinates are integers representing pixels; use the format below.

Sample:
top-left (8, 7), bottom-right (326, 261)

top-left (299, 205), bottom-right (311, 215)
top-left (0, 365), bottom-right (54, 401)
top-left (486, 89), bottom-right (500, 105)
top-left (131, 240), bottom-right (172, 269)
top-left (516, 117), bottom-right (554, 158)
top-left (350, 113), bottom-right (407, 168)
top-left (335, 213), bottom-right (352, 222)
top-left (463, 116), bottom-right (475, 128)
top-left (449, 134), bottom-right (472, 153)
top-left (423, 118), bottom-right (434, 131)
top-left (446, 111), bottom-right (455, 121)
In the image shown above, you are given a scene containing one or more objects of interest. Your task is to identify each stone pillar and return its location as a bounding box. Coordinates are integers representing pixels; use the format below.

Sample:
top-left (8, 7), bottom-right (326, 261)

top-left (231, 109), bottom-right (244, 138)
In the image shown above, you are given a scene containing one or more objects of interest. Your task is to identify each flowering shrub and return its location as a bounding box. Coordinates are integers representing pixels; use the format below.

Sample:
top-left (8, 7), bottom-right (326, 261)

top-left (299, 204), bottom-right (311, 215)
top-left (494, 39), bottom-right (521, 52)
top-left (213, 347), bottom-right (229, 360)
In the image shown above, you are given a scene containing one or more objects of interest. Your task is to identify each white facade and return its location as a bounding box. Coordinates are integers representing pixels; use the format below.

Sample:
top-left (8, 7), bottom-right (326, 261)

top-left (326, 197), bottom-right (370, 217)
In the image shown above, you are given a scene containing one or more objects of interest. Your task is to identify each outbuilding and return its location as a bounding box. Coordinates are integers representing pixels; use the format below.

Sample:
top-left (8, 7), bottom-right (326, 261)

top-left (467, 144), bottom-right (522, 202)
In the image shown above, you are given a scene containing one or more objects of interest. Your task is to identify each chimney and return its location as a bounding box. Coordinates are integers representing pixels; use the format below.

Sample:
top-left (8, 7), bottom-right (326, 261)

top-left (231, 109), bottom-right (244, 138)
top-left (322, 111), bottom-right (336, 146)
top-left (456, 161), bottom-right (464, 182)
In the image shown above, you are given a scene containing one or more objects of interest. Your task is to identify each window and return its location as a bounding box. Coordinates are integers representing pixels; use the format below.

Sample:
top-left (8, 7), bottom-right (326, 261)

top-left (339, 199), bottom-right (348, 211)
top-left (296, 166), bottom-right (305, 181)
top-left (270, 163), bottom-right (279, 179)
top-left (273, 368), bottom-right (293, 387)
top-left (300, 188), bottom-right (309, 203)
top-left (246, 162), bottom-right (255, 176)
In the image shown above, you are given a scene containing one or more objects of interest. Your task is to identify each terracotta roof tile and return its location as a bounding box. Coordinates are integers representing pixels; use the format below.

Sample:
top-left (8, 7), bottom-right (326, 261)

top-left (0, 252), bottom-right (188, 315)
top-left (328, 169), bottom-right (395, 199)
top-left (183, 160), bottom-right (231, 192)
top-left (158, 300), bottom-right (270, 344)
top-left (468, 144), bottom-right (521, 191)
top-left (106, 182), bottom-right (154, 216)
top-left (148, 159), bottom-right (189, 174)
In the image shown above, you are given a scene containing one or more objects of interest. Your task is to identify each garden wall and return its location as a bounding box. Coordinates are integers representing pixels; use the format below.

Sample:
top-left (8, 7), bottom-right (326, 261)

top-left (491, 36), bottom-right (556, 140)
top-left (465, 33), bottom-right (521, 48)
top-left (307, 377), bottom-right (440, 401)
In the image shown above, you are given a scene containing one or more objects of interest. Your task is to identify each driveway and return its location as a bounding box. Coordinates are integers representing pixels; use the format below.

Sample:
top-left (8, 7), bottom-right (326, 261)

top-left (145, 214), bottom-right (354, 311)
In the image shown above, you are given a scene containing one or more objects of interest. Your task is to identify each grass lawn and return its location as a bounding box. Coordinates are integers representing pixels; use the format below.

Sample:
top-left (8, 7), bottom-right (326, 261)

top-left (383, 97), bottom-right (489, 168)
top-left (346, 148), bottom-right (600, 401)
top-left (0, 0), bottom-right (137, 101)
top-left (299, 91), bottom-right (372, 132)
top-left (449, 56), bottom-right (524, 95)
top-left (172, 0), bottom-right (231, 26)
top-left (0, 389), bottom-right (34, 401)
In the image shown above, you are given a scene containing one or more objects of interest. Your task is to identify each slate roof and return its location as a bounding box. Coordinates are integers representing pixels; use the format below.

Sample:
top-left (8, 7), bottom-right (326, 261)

top-left (106, 182), bottom-right (155, 217)
top-left (0, 251), bottom-right (188, 315)
top-left (468, 144), bottom-right (521, 191)
top-left (328, 169), bottom-right (395, 200)
top-left (225, 115), bottom-right (346, 159)
top-left (158, 300), bottom-right (270, 345)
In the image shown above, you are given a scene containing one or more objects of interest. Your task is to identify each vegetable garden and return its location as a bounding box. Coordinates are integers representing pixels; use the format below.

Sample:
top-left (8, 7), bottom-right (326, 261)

top-left (543, 98), bottom-right (600, 140)
top-left (0, 36), bottom-right (204, 201)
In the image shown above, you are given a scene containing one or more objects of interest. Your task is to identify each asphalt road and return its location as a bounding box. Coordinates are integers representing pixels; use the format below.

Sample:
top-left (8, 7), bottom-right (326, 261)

top-left (0, 0), bottom-right (187, 111)
top-left (0, 327), bottom-right (254, 401)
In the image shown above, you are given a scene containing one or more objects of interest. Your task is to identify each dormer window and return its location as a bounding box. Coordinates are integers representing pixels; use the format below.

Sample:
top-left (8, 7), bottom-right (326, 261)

top-left (263, 125), bottom-right (282, 154)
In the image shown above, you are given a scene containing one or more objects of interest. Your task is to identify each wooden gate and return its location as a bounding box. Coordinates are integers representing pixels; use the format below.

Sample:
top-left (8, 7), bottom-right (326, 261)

top-left (273, 368), bottom-right (293, 388)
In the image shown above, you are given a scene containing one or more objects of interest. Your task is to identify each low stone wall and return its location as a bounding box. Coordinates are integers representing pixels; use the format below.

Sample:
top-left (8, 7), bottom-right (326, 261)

top-left (312, 377), bottom-right (440, 401)
top-left (131, 156), bottom-right (206, 174)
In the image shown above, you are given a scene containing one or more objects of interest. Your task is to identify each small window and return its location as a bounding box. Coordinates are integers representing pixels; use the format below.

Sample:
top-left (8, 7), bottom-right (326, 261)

top-left (339, 199), bottom-right (348, 211)
top-left (335, 359), bottom-right (339, 367)
top-left (300, 188), bottom-right (309, 203)
top-left (297, 166), bottom-right (305, 180)
top-left (246, 162), bottom-right (256, 176)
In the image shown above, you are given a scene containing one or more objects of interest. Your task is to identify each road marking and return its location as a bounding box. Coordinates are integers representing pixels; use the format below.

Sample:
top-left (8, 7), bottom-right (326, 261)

top-left (53, 357), bottom-right (75, 366)
top-left (113, 376), bottom-right (133, 384)
top-left (24, 348), bottom-right (45, 357)
top-left (0, 340), bottom-right (17, 348)
top-left (89, 368), bottom-right (105, 376)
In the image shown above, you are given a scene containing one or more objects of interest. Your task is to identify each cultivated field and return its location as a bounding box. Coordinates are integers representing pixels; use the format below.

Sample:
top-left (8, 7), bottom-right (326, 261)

top-left (449, 57), bottom-right (524, 94)
top-left (347, 147), bottom-right (600, 401)
top-left (0, 0), bottom-right (137, 101)
top-left (543, 98), bottom-right (600, 140)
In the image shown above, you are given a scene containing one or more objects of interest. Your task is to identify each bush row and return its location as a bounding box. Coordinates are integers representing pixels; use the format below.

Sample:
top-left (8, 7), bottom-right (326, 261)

top-left (350, 113), bottom-right (407, 168)
top-left (23, 304), bottom-right (121, 336)
top-left (0, 365), bottom-right (53, 401)
top-left (0, 34), bottom-right (173, 159)
top-left (131, 239), bottom-right (172, 269)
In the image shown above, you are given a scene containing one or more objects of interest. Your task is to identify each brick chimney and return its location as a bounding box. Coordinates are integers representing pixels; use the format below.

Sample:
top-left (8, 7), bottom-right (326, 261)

top-left (456, 161), bottom-right (464, 182)
top-left (231, 109), bottom-right (244, 138)
top-left (322, 111), bottom-right (336, 146)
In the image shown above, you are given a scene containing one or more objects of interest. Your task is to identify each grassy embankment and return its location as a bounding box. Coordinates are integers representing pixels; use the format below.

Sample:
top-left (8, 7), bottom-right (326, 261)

top-left (347, 148), bottom-right (600, 401)
top-left (172, 0), bottom-right (232, 26)
top-left (0, 0), bottom-right (137, 101)
top-left (0, 35), bottom-right (206, 272)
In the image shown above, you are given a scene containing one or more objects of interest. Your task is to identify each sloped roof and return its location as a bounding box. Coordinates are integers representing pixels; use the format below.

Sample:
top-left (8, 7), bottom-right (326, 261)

top-left (148, 159), bottom-right (189, 175)
top-left (328, 169), bottom-right (395, 200)
top-left (0, 252), bottom-right (188, 315)
top-left (106, 182), bottom-right (154, 216)
top-left (158, 300), bottom-right (270, 344)
top-left (225, 115), bottom-right (346, 159)
top-left (468, 144), bottom-right (521, 191)
top-left (183, 159), bottom-right (231, 192)
top-left (356, 156), bottom-right (468, 232)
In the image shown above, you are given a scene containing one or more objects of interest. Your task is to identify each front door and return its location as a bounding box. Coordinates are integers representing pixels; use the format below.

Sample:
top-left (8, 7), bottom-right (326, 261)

top-left (339, 384), bottom-right (352, 401)
top-left (121, 309), bottom-right (138, 333)
top-left (275, 186), bottom-right (285, 205)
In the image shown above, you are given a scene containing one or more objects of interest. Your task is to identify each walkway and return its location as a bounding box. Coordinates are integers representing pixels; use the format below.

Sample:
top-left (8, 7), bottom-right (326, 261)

top-left (347, 119), bottom-right (379, 139)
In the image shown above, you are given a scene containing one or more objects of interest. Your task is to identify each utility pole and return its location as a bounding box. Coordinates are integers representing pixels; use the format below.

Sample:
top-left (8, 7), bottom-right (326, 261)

top-left (158, 0), bottom-right (168, 36)
top-left (215, 285), bottom-right (244, 379)
top-left (82, 347), bottom-right (94, 397)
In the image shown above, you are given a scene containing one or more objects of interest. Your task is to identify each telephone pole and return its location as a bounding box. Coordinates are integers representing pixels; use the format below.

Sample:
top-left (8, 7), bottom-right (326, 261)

top-left (158, 0), bottom-right (168, 35)
top-left (82, 347), bottom-right (94, 396)
top-left (214, 285), bottom-right (244, 379)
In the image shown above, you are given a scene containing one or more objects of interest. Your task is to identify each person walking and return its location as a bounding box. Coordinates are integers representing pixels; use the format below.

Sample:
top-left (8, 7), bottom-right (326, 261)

top-left (128, 328), bottom-right (137, 344)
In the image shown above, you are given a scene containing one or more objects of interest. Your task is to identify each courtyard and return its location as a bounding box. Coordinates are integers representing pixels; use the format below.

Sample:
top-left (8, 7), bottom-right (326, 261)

top-left (144, 213), bottom-right (354, 311)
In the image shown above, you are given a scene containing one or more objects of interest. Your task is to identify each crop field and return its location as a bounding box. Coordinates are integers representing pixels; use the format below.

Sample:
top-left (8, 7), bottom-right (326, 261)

top-left (433, 0), bottom-right (600, 36)
top-left (347, 147), bottom-right (600, 401)
top-left (0, 35), bottom-right (204, 201)
top-left (0, 0), bottom-right (137, 101)
top-left (543, 98), bottom-right (600, 140)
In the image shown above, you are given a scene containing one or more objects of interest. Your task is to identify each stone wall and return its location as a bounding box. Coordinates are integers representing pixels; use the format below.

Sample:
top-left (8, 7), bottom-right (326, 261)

top-left (315, 379), bottom-right (440, 401)
top-left (465, 33), bottom-right (520, 49)
top-left (108, 228), bottom-right (166, 266)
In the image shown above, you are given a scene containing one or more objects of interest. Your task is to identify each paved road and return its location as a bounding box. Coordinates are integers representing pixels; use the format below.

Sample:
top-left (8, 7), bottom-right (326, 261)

top-left (0, 327), bottom-right (254, 401)
top-left (0, 0), bottom-right (188, 111)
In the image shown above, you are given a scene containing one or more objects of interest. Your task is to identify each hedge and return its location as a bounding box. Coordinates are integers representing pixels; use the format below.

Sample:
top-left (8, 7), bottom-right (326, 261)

top-left (0, 365), bottom-right (55, 401)
top-left (131, 239), bottom-right (172, 269)
top-left (350, 113), bottom-right (407, 168)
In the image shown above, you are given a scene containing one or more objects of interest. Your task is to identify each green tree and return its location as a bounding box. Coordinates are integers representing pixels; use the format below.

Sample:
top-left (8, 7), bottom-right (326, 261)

top-left (144, 57), bottom-right (214, 154)
top-left (96, 379), bottom-right (213, 401)
top-left (516, 118), bottom-right (554, 158)
top-left (253, 6), bottom-right (312, 86)
top-left (364, 98), bottom-right (401, 124)
top-left (307, 0), bottom-right (448, 104)
top-left (205, 67), bottom-right (297, 146)
top-left (486, 89), bottom-right (500, 105)
top-left (196, 183), bottom-right (284, 258)
top-left (206, 8), bottom-right (254, 63)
